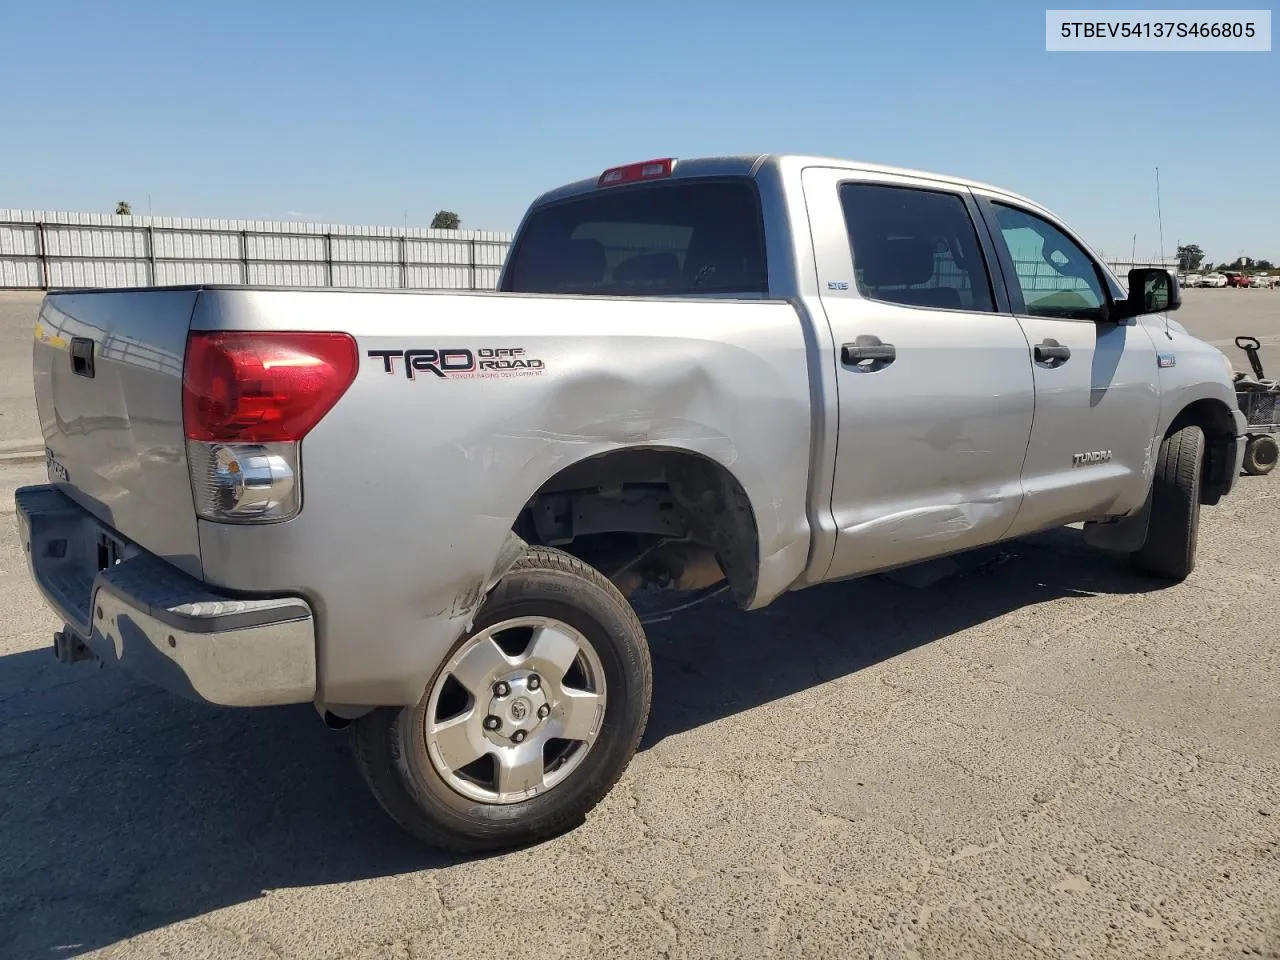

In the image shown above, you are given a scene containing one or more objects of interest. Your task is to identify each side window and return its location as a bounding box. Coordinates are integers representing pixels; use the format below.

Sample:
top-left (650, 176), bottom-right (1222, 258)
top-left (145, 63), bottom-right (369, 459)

top-left (992, 204), bottom-right (1106, 320)
top-left (838, 183), bottom-right (995, 313)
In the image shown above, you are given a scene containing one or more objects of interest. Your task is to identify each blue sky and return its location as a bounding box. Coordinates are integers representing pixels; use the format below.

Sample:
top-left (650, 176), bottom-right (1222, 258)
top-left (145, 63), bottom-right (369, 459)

top-left (2, 0), bottom-right (1275, 264)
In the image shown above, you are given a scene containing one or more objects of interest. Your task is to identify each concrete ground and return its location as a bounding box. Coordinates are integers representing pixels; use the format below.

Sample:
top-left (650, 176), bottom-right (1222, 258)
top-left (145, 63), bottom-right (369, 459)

top-left (0, 292), bottom-right (44, 456)
top-left (0, 288), bottom-right (1277, 959)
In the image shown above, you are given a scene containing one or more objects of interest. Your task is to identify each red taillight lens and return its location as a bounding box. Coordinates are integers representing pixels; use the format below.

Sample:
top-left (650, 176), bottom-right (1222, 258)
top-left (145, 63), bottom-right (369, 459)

top-left (183, 331), bottom-right (358, 442)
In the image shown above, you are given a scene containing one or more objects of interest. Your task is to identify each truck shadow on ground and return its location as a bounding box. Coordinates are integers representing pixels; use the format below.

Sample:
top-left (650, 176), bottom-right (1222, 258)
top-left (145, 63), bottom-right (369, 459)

top-left (0, 526), bottom-right (1166, 958)
top-left (639, 526), bottom-right (1163, 746)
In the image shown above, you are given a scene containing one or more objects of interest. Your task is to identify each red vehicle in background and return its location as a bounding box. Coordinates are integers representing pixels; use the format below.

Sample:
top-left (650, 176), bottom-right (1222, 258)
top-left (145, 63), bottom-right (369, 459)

top-left (1225, 272), bottom-right (1251, 288)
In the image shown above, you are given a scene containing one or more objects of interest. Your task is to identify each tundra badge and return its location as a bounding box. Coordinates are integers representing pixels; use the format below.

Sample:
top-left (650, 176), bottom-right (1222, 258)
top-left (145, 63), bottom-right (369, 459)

top-left (1072, 450), bottom-right (1113, 467)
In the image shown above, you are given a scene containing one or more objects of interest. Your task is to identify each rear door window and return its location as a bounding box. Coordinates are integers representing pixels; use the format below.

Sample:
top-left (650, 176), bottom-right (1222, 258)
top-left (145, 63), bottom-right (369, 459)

top-left (502, 179), bottom-right (768, 296)
top-left (839, 183), bottom-right (996, 313)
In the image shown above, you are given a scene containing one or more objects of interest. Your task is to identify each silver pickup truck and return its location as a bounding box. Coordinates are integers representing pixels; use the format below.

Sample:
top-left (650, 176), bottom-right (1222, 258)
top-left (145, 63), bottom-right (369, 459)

top-left (16, 154), bottom-right (1247, 851)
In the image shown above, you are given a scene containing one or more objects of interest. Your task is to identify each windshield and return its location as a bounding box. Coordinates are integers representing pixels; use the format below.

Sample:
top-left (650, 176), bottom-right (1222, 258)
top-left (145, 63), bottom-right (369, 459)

top-left (501, 178), bottom-right (768, 297)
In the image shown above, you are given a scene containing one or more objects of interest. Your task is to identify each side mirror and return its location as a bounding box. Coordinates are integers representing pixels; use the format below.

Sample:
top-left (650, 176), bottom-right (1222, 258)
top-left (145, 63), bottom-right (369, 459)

top-left (1114, 267), bottom-right (1182, 319)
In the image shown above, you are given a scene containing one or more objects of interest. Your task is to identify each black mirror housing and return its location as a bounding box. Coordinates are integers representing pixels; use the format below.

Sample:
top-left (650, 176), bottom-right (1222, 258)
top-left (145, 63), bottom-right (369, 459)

top-left (1115, 267), bottom-right (1182, 320)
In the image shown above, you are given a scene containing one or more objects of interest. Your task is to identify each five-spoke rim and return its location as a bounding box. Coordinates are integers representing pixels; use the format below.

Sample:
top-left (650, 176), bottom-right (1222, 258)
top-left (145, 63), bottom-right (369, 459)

top-left (424, 616), bottom-right (607, 804)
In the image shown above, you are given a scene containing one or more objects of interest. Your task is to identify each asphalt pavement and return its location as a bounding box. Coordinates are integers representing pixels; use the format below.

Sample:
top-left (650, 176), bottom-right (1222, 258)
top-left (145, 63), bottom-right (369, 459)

top-left (0, 288), bottom-right (1277, 959)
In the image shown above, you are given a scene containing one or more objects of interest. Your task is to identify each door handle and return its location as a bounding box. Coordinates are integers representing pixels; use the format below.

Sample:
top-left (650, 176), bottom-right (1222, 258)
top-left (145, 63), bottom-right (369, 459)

top-left (1034, 339), bottom-right (1071, 367)
top-left (842, 336), bottom-right (896, 369)
top-left (70, 337), bottom-right (95, 379)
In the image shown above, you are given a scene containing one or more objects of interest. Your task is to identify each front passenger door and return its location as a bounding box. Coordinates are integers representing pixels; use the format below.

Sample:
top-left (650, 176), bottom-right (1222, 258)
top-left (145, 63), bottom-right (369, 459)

top-left (976, 197), bottom-right (1161, 537)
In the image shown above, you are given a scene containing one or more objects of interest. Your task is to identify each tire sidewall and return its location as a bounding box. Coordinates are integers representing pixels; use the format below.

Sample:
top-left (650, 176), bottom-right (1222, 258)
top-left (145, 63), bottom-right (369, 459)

top-left (390, 562), bottom-right (649, 840)
top-left (1176, 427), bottom-right (1204, 572)
top-left (1187, 441), bottom-right (1203, 561)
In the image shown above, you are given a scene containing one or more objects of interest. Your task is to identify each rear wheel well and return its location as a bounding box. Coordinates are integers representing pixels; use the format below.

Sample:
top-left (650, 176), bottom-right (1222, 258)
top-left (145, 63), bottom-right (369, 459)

top-left (1166, 399), bottom-right (1238, 505)
top-left (513, 449), bottom-right (759, 607)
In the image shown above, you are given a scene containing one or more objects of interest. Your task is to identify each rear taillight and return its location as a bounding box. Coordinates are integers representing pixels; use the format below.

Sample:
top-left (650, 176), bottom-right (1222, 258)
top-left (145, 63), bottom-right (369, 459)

top-left (183, 331), bottom-right (357, 443)
top-left (182, 331), bottom-right (357, 523)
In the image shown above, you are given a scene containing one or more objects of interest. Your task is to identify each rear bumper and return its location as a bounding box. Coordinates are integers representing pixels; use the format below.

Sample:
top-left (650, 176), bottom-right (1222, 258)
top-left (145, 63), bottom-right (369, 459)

top-left (15, 484), bottom-right (316, 707)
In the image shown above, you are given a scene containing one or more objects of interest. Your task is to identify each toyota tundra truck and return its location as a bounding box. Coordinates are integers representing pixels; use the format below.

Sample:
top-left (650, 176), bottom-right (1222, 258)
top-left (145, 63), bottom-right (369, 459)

top-left (16, 154), bottom-right (1248, 851)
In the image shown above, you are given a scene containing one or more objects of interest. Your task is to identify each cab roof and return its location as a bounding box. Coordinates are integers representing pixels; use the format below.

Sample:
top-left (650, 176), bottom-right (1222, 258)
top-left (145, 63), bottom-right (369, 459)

top-left (529, 153), bottom-right (1044, 213)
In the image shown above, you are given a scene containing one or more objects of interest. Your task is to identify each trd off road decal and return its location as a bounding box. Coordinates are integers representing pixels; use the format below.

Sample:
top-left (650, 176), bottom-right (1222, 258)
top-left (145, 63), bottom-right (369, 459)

top-left (367, 347), bottom-right (546, 380)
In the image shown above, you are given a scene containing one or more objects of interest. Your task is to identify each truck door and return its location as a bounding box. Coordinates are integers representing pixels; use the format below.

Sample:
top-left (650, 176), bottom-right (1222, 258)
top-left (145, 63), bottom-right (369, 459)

top-left (972, 195), bottom-right (1161, 536)
top-left (801, 167), bottom-right (1036, 581)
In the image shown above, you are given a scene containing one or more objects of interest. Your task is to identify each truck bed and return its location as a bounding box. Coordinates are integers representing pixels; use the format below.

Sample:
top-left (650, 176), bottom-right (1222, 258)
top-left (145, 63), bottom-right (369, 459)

top-left (32, 285), bottom-right (814, 705)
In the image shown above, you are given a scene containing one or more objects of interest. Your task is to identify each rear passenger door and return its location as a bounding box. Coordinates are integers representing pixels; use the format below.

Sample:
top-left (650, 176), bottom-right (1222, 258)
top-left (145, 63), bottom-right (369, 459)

top-left (973, 195), bottom-right (1161, 536)
top-left (802, 168), bottom-right (1037, 581)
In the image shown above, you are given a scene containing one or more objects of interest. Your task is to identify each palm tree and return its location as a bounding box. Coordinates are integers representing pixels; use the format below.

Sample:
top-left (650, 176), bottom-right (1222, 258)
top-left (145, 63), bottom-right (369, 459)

top-left (115, 201), bottom-right (132, 215)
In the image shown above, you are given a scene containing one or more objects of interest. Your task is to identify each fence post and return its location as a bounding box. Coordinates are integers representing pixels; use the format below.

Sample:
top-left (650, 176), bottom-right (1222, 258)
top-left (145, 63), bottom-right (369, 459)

top-left (469, 237), bottom-right (477, 290)
top-left (399, 235), bottom-right (408, 289)
top-left (324, 234), bottom-right (333, 287)
top-left (240, 230), bottom-right (250, 284)
top-left (34, 221), bottom-right (49, 290)
top-left (147, 225), bottom-right (157, 285)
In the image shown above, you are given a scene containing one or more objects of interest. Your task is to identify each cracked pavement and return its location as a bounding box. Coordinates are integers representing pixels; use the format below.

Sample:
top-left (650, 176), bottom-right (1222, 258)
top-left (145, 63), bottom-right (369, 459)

top-left (0, 290), bottom-right (1278, 958)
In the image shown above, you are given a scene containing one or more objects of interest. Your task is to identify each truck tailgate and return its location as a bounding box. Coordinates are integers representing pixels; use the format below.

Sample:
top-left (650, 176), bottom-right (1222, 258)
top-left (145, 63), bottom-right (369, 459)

top-left (34, 289), bottom-right (202, 577)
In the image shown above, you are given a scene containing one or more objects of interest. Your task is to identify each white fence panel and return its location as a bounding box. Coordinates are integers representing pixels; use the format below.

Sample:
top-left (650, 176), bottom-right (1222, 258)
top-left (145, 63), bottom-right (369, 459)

top-left (409, 265), bottom-right (475, 288)
top-left (332, 236), bottom-right (399, 264)
top-left (474, 242), bottom-right (508, 268)
top-left (156, 261), bottom-right (243, 285)
top-left (407, 239), bottom-right (473, 266)
top-left (153, 230), bottom-right (239, 260)
top-left (249, 262), bottom-right (328, 286)
top-left (248, 234), bottom-right (326, 262)
top-left (44, 224), bottom-right (149, 258)
top-left (0, 258), bottom-right (41, 287)
top-left (1, 208), bottom-right (514, 291)
top-left (46, 259), bottom-right (149, 288)
top-left (332, 263), bottom-right (400, 288)
top-left (0, 223), bottom-right (39, 255)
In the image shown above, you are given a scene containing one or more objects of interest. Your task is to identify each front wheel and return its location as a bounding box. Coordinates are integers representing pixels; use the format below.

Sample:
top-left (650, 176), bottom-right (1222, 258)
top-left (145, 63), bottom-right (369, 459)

top-left (350, 547), bottom-right (652, 852)
top-left (1130, 425), bottom-right (1204, 581)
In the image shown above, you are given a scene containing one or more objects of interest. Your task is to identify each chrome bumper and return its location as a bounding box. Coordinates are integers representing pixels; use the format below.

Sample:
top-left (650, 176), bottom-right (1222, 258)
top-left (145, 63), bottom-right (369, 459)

top-left (15, 485), bottom-right (316, 707)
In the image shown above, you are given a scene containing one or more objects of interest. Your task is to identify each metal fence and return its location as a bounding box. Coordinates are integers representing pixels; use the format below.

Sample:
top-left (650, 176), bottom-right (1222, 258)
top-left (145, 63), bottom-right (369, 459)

top-left (0, 209), bottom-right (514, 291)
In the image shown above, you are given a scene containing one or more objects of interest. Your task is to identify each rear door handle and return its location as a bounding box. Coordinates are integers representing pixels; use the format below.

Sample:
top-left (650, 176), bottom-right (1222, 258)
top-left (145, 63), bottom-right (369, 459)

top-left (1034, 339), bottom-right (1071, 367)
top-left (842, 336), bottom-right (896, 369)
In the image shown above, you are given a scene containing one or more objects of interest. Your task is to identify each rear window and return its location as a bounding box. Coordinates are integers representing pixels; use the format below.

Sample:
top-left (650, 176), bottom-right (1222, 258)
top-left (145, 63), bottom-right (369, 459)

top-left (501, 179), bottom-right (768, 296)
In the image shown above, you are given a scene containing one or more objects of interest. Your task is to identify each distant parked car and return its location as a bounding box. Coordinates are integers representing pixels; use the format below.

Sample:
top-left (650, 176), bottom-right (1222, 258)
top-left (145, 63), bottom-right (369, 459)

top-left (1249, 275), bottom-right (1275, 289)
top-left (1203, 273), bottom-right (1228, 288)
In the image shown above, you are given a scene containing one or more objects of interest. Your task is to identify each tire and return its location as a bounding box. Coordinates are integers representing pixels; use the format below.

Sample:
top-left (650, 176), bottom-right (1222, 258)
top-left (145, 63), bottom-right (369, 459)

top-left (1130, 425), bottom-right (1205, 581)
top-left (350, 546), bottom-right (651, 852)
top-left (1242, 434), bottom-right (1278, 476)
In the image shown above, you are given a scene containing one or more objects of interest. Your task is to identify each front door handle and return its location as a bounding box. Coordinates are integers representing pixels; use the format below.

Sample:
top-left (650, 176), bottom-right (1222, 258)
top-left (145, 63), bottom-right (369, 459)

top-left (842, 336), bottom-right (896, 369)
top-left (1034, 339), bottom-right (1071, 367)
